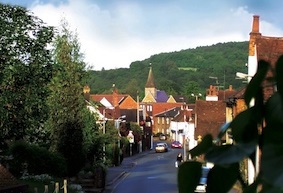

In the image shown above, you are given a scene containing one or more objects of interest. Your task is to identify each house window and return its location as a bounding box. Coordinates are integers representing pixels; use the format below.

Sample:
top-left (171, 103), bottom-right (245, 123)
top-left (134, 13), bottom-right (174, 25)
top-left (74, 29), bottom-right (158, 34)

top-left (157, 117), bottom-right (160, 124)
top-left (146, 105), bottom-right (152, 112)
top-left (166, 117), bottom-right (169, 124)
top-left (162, 117), bottom-right (164, 124)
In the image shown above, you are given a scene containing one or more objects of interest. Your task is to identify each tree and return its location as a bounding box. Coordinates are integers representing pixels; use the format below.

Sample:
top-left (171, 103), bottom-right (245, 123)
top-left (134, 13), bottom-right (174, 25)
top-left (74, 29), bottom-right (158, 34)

top-left (181, 81), bottom-right (202, 102)
top-left (82, 106), bottom-right (102, 166)
top-left (122, 79), bottom-right (140, 98)
top-left (46, 19), bottom-right (87, 177)
top-left (178, 56), bottom-right (283, 193)
top-left (0, 4), bottom-right (54, 149)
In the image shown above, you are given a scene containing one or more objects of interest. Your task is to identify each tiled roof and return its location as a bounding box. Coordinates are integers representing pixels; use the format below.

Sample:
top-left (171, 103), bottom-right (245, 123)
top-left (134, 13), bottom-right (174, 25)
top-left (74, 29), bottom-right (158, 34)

top-left (172, 110), bottom-right (193, 122)
top-left (250, 15), bottom-right (283, 100)
top-left (152, 103), bottom-right (183, 116)
top-left (90, 94), bottom-right (128, 106)
top-left (256, 36), bottom-right (283, 69)
top-left (155, 107), bottom-right (181, 117)
top-left (218, 89), bottom-right (238, 101)
top-left (196, 100), bottom-right (226, 139)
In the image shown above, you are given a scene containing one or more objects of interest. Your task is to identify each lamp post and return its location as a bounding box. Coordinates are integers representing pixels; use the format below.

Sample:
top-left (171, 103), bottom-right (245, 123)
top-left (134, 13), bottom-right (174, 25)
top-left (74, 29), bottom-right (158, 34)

top-left (115, 115), bottom-right (126, 165)
top-left (191, 93), bottom-right (202, 101)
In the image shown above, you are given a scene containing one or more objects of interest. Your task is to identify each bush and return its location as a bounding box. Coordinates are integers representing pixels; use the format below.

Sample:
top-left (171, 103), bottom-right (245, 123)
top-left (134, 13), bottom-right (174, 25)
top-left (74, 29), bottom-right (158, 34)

top-left (56, 121), bottom-right (85, 177)
top-left (9, 141), bottom-right (67, 177)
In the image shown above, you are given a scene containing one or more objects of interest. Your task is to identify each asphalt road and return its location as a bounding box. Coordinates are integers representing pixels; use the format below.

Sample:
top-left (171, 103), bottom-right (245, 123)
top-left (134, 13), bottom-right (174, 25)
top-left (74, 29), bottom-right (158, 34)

top-left (111, 142), bottom-right (183, 193)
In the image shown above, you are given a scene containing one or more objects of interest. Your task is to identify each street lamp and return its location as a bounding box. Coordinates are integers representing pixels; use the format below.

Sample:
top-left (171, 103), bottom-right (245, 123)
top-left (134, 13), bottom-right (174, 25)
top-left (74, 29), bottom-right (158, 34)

top-left (191, 93), bottom-right (202, 101)
top-left (115, 115), bottom-right (126, 165)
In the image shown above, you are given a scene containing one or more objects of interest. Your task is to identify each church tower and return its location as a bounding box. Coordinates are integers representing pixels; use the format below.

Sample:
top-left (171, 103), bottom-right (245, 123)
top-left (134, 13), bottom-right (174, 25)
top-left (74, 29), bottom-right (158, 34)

top-left (143, 65), bottom-right (157, 102)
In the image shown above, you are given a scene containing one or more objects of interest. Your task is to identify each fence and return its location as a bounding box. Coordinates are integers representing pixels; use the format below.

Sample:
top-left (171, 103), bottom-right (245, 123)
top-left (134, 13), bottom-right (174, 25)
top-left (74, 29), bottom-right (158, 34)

top-left (34, 179), bottom-right (67, 193)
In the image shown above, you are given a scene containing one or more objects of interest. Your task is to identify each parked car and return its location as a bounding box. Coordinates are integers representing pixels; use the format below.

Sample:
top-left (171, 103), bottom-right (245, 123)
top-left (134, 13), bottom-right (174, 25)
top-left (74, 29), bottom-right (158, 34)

top-left (155, 142), bottom-right (168, 153)
top-left (195, 166), bottom-right (210, 192)
top-left (171, 141), bottom-right (182, 148)
top-left (159, 134), bottom-right (167, 140)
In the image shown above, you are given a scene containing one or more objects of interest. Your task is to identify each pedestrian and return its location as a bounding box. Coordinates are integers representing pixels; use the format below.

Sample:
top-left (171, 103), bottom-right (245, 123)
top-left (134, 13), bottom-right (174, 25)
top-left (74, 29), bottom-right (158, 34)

top-left (175, 153), bottom-right (183, 167)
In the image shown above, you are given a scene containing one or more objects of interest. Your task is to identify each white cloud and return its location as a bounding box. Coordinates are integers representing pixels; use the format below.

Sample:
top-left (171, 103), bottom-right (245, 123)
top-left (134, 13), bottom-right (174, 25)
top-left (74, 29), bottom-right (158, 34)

top-left (26, 0), bottom-right (283, 71)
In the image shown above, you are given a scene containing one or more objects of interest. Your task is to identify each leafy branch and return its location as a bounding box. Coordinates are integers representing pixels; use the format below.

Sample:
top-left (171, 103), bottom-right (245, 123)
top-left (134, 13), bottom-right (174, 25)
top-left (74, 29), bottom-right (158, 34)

top-left (178, 55), bottom-right (283, 193)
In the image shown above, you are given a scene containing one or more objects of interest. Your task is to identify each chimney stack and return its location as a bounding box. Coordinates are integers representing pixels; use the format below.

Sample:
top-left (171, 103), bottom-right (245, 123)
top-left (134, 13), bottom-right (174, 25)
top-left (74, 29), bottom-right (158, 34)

top-left (251, 15), bottom-right (260, 34)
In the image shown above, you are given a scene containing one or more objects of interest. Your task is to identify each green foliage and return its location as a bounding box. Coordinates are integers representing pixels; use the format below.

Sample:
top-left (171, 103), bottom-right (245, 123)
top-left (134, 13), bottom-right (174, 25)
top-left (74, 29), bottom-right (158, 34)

top-left (0, 4), bottom-right (54, 148)
top-left (81, 107), bottom-right (102, 165)
top-left (56, 120), bottom-right (85, 177)
top-left (46, 18), bottom-right (87, 177)
top-left (88, 42), bottom-right (248, 98)
top-left (9, 141), bottom-right (66, 177)
top-left (179, 55), bottom-right (283, 192)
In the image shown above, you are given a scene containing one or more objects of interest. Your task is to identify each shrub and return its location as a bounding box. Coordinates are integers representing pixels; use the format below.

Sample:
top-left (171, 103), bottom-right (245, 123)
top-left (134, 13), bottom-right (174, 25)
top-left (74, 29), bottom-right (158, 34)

top-left (56, 121), bottom-right (85, 177)
top-left (9, 141), bottom-right (67, 177)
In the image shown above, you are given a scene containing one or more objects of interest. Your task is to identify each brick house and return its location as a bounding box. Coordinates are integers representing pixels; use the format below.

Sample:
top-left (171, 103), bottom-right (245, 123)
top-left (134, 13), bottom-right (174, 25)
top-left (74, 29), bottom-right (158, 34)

top-left (84, 84), bottom-right (139, 122)
top-left (195, 84), bottom-right (237, 141)
top-left (248, 15), bottom-right (283, 100)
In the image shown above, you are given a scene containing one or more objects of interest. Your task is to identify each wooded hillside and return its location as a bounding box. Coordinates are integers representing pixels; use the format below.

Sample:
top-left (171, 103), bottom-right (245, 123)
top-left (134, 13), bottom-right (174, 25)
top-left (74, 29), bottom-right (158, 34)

top-left (87, 41), bottom-right (249, 100)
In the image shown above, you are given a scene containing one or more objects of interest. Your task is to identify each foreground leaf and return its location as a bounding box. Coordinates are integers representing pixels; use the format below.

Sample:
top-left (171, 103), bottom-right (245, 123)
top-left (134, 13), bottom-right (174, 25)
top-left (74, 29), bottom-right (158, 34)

top-left (189, 134), bottom-right (213, 157)
top-left (265, 93), bottom-right (283, 126)
top-left (261, 124), bottom-right (283, 187)
top-left (178, 161), bottom-right (202, 193)
top-left (205, 141), bottom-right (257, 164)
top-left (206, 163), bottom-right (239, 193)
top-left (216, 122), bottom-right (231, 141)
top-left (244, 59), bottom-right (269, 107)
top-left (275, 55), bottom-right (283, 98)
top-left (229, 107), bottom-right (259, 143)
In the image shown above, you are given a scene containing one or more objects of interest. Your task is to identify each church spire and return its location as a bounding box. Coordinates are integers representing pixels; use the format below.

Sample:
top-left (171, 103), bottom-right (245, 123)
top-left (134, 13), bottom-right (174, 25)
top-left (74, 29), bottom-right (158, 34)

top-left (144, 63), bottom-right (157, 100)
top-left (145, 63), bottom-right (155, 88)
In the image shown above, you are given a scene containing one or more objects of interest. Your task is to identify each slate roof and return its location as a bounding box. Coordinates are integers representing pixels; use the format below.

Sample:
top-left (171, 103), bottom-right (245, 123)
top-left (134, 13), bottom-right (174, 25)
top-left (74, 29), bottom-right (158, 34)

top-left (172, 109), bottom-right (193, 122)
top-left (156, 90), bottom-right (169, 102)
top-left (171, 95), bottom-right (189, 103)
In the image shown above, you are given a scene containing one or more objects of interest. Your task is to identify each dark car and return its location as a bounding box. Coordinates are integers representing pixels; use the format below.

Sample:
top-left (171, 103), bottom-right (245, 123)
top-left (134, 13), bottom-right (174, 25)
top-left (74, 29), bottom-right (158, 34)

top-left (171, 141), bottom-right (182, 148)
top-left (195, 166), bottom-right (210, 192)
top-left (159, 134), bottom-right (167, 140)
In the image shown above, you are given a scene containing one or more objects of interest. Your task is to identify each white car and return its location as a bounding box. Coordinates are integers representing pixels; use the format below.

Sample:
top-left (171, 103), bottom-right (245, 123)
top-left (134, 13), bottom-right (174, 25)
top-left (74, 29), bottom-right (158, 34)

top-left (155, 143), bottom-right (168, 153)
top-left (195, 166), bottom-right (210, 192)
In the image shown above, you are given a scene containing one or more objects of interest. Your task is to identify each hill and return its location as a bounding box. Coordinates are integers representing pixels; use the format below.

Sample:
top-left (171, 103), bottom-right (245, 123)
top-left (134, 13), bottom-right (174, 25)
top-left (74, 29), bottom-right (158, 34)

top-left (87, 41), bottom-right (249, 100)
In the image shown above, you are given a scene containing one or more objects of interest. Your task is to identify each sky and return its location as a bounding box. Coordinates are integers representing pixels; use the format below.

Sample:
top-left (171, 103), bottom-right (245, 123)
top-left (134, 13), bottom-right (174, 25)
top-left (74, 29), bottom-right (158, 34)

top-left (2, 0), bottom-right (283, 71)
